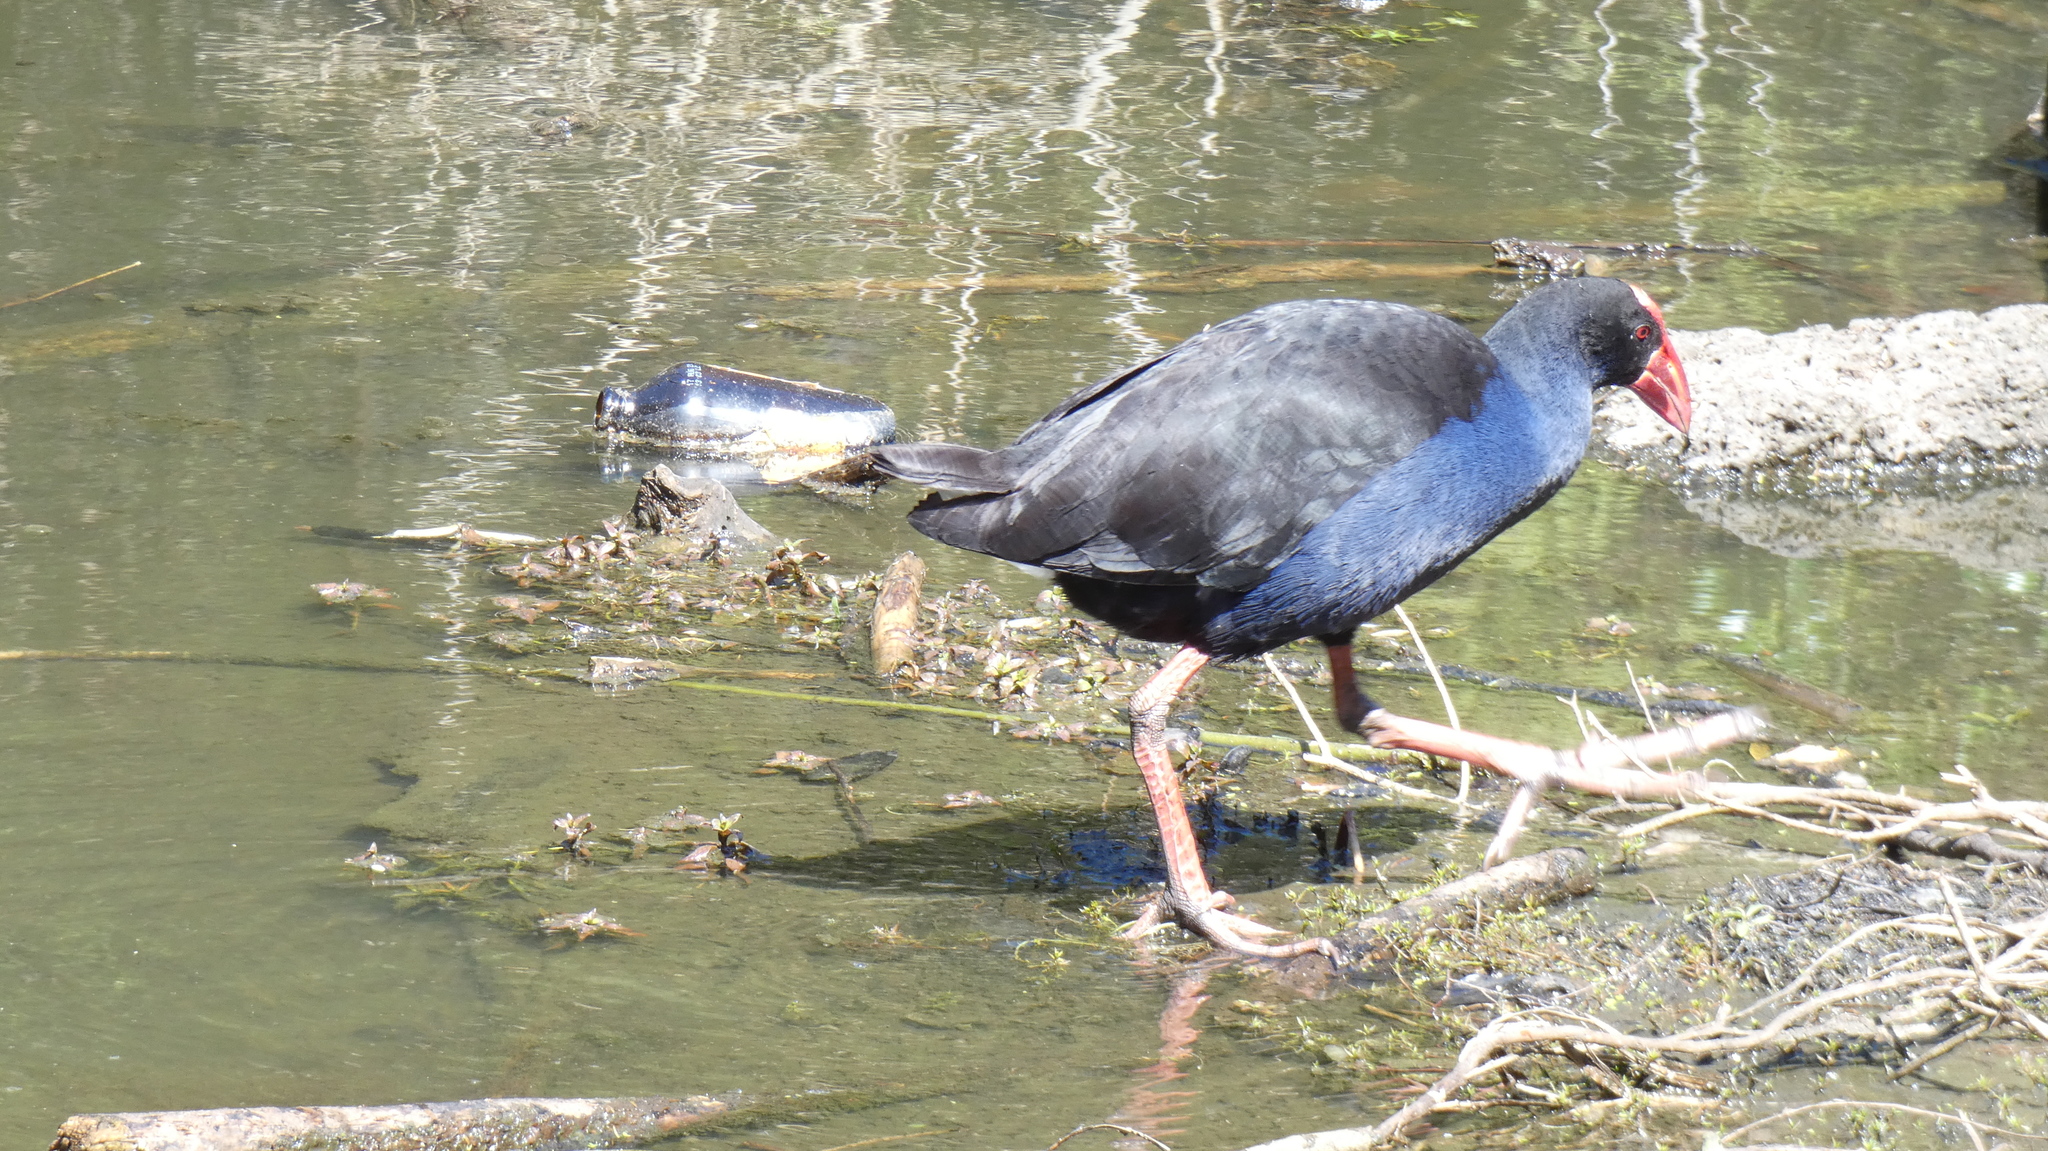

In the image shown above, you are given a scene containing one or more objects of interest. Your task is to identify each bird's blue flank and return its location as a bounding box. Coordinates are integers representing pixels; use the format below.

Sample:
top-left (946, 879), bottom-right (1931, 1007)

top-left (2001, 154), bottom-right (2048, 180)
top-left (1206, 373), bottom-right (1590, 652)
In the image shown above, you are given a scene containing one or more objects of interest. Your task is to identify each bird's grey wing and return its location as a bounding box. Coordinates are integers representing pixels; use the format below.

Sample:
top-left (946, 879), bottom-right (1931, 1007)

top-left (910, 300), bottom-right (1499, 588)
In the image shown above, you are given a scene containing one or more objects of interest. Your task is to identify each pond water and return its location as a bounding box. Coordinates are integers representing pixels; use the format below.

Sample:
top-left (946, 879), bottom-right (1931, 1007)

top-left (3, 0), bottom-right (2046, 1147)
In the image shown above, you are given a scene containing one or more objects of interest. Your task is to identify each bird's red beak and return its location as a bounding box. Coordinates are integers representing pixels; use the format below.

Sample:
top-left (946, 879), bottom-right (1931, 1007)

top-left (1627, 284), bottom-right (1691, 434)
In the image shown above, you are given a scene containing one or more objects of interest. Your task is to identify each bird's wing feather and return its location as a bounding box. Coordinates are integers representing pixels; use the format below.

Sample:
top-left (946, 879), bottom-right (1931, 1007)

top-left (907, 300), bottom-right (1499, 589)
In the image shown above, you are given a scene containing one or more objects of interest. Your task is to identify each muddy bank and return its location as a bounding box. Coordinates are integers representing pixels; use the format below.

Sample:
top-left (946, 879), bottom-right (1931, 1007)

top-left (1598, 304), bottom-right (2048, 476)
top-left (1595, 304), bottom-right (2048, 571)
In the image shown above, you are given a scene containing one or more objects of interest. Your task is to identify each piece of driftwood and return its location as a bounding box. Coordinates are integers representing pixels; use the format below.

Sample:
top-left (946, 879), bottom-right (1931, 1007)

top-left (869, 551), bottom-right (926, 677)
top-left (630, 465), bottom-right (774, 544)
top-left (1264, 848), bottom-right (1597, 993)
top-left (596, 361), bottom-right (895, 454)
top-left (1343, 846), bottom-right (1596, 931)
top-left (49, 1093), bottom-right (738, 1151)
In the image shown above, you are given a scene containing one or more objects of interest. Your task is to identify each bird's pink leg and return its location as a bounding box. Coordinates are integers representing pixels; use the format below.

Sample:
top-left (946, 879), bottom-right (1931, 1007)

top-left (1327, 643), bottom-right (1372, 734)
top-left (1121, 646), bottom-right (1337, 961)
top-left (1329, 640), bottom-right (1554, 769)
top-left (1124, 647), bottom-right (1216, 909)
top-left (1331, 641), bottom-right (1597, 769)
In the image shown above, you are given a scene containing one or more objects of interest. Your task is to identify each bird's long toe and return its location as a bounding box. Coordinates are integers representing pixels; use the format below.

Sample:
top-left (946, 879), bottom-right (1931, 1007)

top-left (1188, 908), bottom-right (1339, 960)
top-left (1117, 899), bottom-right (1169, 942)
top-left (1196, 907), bottom-right (1287, 937)
top-left (1126, 887), bottom-right (1341, 960)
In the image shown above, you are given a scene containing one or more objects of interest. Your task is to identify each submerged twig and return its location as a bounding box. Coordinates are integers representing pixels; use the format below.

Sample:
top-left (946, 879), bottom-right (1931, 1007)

top-left (849, 219), bottom-right (1766, 258)
top-left (1694, 644), bottom-right (1863, 723)
top-left (1264, 653), bottom-right (1341, 764)
top-left (1260, 655), bottom-right (1457, 806)
top-left (1046, 1124), bottom-right (1172, 1151)
top-left (815, 1132), bottom-right (958, 1151)
top-left (1719, 1100), bottom-right (2048, 1146)
top-left (851, 217), bottom-right (1484, 250)
top-left (1364, 657), bottom-right (1735, 718)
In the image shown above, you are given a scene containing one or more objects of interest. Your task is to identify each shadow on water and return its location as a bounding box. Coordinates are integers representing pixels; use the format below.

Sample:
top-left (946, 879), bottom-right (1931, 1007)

top-left (768, 799), bottom-right (1442, 898)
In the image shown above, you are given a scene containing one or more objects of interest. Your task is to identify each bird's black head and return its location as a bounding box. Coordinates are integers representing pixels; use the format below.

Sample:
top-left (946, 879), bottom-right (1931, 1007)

top-left (1488, 276), bottom-right (1691, 432)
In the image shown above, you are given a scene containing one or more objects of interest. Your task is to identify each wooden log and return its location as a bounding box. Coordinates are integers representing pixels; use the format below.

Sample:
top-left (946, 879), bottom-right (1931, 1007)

top-left (1263, 847), bottom-right (1597, 993)
top-left (1344, 845), bottom-right (1597, 931)
top-left (49, 1093), bottom-right (739, 1151)
top-left (869, 551), bottom-right (926, 677)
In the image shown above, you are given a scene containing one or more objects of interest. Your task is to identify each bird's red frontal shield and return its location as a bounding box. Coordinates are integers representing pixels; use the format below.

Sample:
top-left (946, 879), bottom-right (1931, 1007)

top-left (1626, 284), bottom-right (1692, 433)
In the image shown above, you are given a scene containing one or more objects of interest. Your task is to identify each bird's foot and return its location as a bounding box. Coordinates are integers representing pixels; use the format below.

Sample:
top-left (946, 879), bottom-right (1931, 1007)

top-left (1119, 888), bottom-right (1341, 962)
top-left (1187, 905), bottom-right (1339, 959)
top-left (1358, 708), bottom-right (1445, 749)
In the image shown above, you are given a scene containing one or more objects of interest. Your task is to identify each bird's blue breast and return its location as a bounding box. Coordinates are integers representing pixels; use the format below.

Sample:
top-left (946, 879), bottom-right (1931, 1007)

top-left (1201, 373), bottom-right (1590, 655)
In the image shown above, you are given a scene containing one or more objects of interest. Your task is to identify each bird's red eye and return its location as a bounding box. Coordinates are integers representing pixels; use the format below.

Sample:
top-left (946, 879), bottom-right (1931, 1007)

top-left (1633, 324), bottom-right (1652, 340)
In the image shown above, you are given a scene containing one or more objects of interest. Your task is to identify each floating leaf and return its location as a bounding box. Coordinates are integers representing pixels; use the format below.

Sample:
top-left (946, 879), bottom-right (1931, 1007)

top-left (313, 580), bottom-right (393, 604)
top-left (537, 908), bottom-right (642, 941)
top-left (492, 594), bottom-right (561, 623)
top-left (763, 749), bottom-right (831, 773)
top-left (675, 843), bottom-right (718, 871)
top-left (343, 842), bottom-right (408, 872)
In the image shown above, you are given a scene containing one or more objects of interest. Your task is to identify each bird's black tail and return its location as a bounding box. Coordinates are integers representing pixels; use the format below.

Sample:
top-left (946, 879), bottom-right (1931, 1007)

top-left (866, 442), bottom-right (1013, 494)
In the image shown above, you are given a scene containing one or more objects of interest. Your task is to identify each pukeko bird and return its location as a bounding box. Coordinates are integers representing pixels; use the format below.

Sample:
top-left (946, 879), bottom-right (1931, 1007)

top-left (868, 277), bottom-right (1691, 958)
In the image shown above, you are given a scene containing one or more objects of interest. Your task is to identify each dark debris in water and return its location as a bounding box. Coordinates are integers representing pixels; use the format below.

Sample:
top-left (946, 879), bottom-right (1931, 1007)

top-left (1700, 855), bottom-right (2048, 992)
top-left (345, 801), bottom-right (772, 932)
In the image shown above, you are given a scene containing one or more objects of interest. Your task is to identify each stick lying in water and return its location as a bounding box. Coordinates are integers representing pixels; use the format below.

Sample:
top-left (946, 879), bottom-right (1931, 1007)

top-left (50, 1093), bottom-right (740, 1151)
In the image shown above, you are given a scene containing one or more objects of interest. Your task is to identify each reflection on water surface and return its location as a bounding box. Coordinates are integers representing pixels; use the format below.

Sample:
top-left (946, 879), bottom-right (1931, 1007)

top-left (1, 0), bottom-right (2044, 1145)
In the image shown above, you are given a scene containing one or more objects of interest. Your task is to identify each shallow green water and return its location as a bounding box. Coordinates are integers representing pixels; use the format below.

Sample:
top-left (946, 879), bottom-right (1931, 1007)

top-left (2, 0), bottom-right (2046, 1146)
